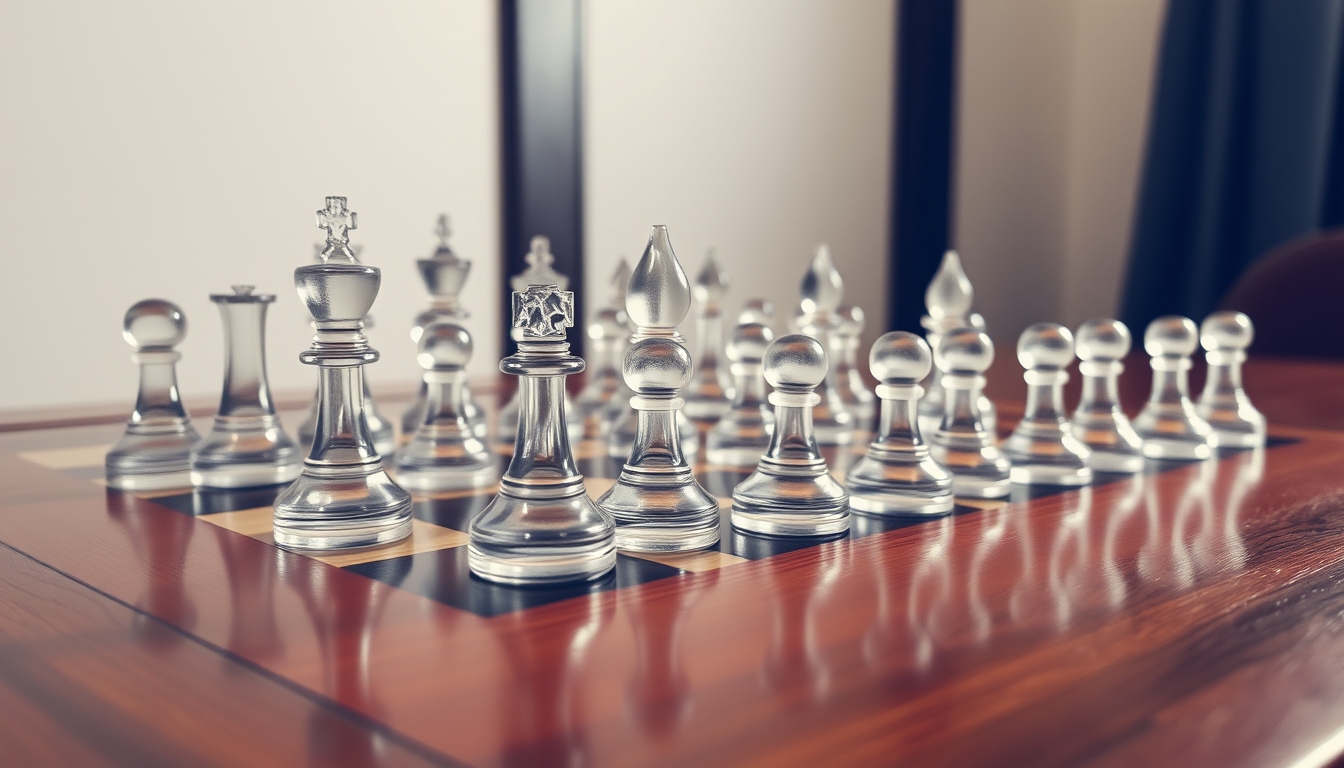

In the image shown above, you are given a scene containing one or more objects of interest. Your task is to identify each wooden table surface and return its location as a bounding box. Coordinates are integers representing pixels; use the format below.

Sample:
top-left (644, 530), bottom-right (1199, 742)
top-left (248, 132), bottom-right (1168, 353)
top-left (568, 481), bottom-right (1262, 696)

top-left (2, 356), bottom-right (1344, 767)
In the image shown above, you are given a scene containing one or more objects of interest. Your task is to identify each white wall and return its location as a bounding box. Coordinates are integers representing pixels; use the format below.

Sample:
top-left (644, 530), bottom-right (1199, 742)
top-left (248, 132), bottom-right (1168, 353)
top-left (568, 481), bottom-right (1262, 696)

top-left (955, 0), bottom-right (1165, 345)
top-left (583, 0), bottom-right (895, 357)
top-left (0, 0), bottom-right (500, 412)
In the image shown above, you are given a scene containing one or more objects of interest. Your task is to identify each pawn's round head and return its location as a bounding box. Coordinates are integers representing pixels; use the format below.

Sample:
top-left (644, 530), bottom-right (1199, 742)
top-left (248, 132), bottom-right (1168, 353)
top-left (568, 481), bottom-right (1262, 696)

top-left (587, 307), bottom-right (629, 342)
top-left (836, 305), bottom-right (865, 338)
top-left (1145, 315), bottom-right (1199, 357)
top-left (1201, 310), bottom-right (1254, 352)
top-left (727, 322), bottom-right (774, 364)
top-left (935, 328), bottom-right (994, 374)
top-left (1017, 323), bottom-right (1074, 370)
top-left (417, 320), bottom-right (472, 371)
top-left (123, 299), bottom-right (187, 350)
top-left (739, 298), bottom-right (775, 325)
top-left (763, 334), bottom-right (828, 392)
top-left (624, 337), bottom-right (693, 393)
top-left (870, 331), bottom-right (931, 384)
top-left (1075, 318), bottom-right (1131, 362)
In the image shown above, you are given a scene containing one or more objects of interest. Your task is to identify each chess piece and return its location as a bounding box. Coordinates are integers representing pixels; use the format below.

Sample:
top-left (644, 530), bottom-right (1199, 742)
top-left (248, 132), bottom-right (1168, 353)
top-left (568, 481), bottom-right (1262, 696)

top-left (916, 251), bottom-right (998, 436)
top-left (273, 197), bottom-right (412, 550)
top-left (844, 331), bottom-right (954, 516)
top-left (596, 226), bottom-right (720, 552)
top-left (739, 298), bottom-right (775, 327)
top-left (498, 236), bottom-right (582, 446)
top-left (835, 305), bottom-right (877, 430)
top-left (401, 215), bottom-right (486, 441)
top-left (395, 320), bottom-right (496, 492)
top-left (576, 258), bottom-right (632, 437)
top-left (683, 251), bottom-right (734, 422)
top-left (1133, 316), bottom-right (1217, 460)
top-left (105, 299), bottom-right (201, 490)
top-left (705, 321), bottom-right (775, 467)
top-left (1071, 318), bottom-right (1145, 473)
top-left (1002, 323), bottom-right (1093, 486)
top-left (928, 328), bottom-right (1011, 498)
top-left (190, 286), bottom-right (302, 488)
top-left (468, 284), bottom-right (616, 583)
top-left (731, 334), bottom-right (851, 536)
top-left (1196, 311), bottom-right (1266, 448)
top-left (796, 244), bottom-right (855, 445)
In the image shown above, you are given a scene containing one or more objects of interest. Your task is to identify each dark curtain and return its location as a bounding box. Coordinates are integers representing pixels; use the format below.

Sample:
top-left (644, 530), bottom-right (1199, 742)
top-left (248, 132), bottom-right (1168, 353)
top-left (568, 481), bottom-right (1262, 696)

top-left (1121, 0), bottom-right (1344, 330)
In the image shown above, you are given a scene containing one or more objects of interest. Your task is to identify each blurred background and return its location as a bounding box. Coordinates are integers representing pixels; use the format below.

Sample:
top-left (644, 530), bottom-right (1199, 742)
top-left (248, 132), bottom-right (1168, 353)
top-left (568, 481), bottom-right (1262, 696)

top-left (1, 0), bottom-right (1340, 412)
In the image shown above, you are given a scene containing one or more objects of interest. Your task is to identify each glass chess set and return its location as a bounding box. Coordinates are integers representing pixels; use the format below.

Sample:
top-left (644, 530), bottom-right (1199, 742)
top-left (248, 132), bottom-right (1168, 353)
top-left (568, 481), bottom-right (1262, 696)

top-left (99, 195), bottom-right (1271, 593)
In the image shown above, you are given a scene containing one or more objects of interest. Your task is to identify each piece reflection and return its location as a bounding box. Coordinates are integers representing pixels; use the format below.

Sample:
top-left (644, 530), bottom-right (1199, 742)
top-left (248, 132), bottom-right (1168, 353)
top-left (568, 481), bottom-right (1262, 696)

top-left (624, 571), bottom-right (717, 741)
top-left (105, 491), bottom-right (198, 648)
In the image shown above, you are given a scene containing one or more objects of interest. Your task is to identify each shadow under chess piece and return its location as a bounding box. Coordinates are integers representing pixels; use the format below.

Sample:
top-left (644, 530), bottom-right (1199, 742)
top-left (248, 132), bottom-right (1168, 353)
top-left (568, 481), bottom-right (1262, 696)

top-left (1196, 311), bottom-right (1266, 448)
top-left (396, 320), bottom-right (496, 492)
top-left (1133, 315), bottom-right (1217, 460)
top-left (273, 196), bottom-right (412, 551)
top-left (797, 245), bottom-right (855, 446)
top-left (597, 225), bottom-right (720, 552)
top-left (1003, 323), bottom-right (1092, 486)
top-left (1071, 318), bottom-right (1145, 473)
top-left (834, 305), bottom-right (876, 431)
top-left (190, 286), bottom-right (301, 489)
top-left (469, 284), bottom-right (616, 584)
top-left (683, 251), bottom-right (734, 423)
top-left (106, 299), bottom-right (201, 491)
top-left (706, 321), bottom-right (776, 467)
top-left (845, 331), bottom-right (954, 516)
top-left (731, 334), bottom-right (851, 537)
top-left (577, 258), bottom-right (632, 437)
top-left (928, 328), bottom-right (1011, 498)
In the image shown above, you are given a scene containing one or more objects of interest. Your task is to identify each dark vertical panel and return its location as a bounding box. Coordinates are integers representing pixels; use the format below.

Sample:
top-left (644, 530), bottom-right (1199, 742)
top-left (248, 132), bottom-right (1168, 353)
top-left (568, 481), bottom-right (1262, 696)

top-left (888, 0), bottom-right (958, 333)
top-left (499, 0), bottom-right (585, 357)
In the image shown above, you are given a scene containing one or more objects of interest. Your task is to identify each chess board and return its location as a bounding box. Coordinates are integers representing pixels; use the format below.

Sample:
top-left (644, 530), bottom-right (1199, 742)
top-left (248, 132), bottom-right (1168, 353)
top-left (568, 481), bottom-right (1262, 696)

top-left (3, 378), bottom-right (1344, 767)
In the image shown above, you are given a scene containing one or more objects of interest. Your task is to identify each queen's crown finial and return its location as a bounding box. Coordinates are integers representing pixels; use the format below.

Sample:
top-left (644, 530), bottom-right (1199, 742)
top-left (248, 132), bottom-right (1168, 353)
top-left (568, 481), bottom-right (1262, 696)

top-left (316, 197), bottom-right (358, 263)
top-left (512, 285), bottom-right (574, 340)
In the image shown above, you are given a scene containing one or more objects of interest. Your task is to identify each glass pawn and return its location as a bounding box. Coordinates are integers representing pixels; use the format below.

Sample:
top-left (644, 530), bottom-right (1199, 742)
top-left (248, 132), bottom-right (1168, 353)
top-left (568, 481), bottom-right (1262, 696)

top-left (844, 331), bottom-right (954, 516)
top-left (106, 299), bottom-right (201, 491)
top-left (731, 334), bottom-right (851, 536)
top-left (705, 321), bottom-right (776, 467)
top-left (468, 284), bottom-right (616, 584)
top-left (928, 328), bottom-right (1011, 498)
top-left (401, 215), bottom-right (486, 442)
top-left (1071, 318), bottom-right (1145, 473)
top-left (191, 286), bottom-right (302, 489)
top-left (596, 225), bottom-right (720, 552)
top-left (739, 298), bottom-right (775, 327)
top-left (835, 305), bottom-right (877, 431)
top-left (1196, 311), bottom-right (1266, 448)
top-left (273, 197), bottom-right (412, 551)
top-left (1002, 323), bottom-right (1093, 486)
top-left (683, 251), bottom-right (734, 423)
top-left (576, 258), bottom-right (632, 437)
top-left (395, 320), bottom-right (496, 493)
top-left (1133, 316), bottom-right (1217, 460)
top-left (796, 244), bottom-right (855, 445)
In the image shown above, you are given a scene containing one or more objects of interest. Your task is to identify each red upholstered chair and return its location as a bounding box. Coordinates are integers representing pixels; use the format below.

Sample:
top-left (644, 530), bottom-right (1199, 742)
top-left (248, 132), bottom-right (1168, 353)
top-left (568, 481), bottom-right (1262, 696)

top-left (1220, 228), bottom-right (1344, 359)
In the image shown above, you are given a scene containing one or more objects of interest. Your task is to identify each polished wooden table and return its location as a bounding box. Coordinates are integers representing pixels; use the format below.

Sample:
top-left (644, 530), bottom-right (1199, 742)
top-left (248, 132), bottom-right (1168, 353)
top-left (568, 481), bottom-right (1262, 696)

top-left (2, 356), bottom-right (1343, 767)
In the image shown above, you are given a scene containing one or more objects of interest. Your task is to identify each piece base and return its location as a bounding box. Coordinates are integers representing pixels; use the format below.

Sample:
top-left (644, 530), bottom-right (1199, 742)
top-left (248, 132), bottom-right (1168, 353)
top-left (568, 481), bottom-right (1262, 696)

top-left (467, 540), bottom-right (617, 585)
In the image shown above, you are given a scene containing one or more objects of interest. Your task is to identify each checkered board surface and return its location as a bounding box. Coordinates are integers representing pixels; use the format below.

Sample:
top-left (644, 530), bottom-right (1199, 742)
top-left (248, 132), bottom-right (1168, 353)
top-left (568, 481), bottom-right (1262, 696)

top-left (16, 434), bottom-right (1298, 618)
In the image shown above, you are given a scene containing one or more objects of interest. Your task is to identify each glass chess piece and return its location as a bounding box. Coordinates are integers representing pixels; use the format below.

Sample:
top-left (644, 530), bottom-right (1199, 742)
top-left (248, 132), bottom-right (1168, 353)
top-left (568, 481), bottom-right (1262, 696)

top-left (1071, 318), bottom-right (1145, 473)
top-left (1002, 323), bottom-right (1093, 486)
top-left (739, 297), bottom-right (776, 327)
top-left (190, 286), bottom-right (302, 489)
top-left (705, 321), bottom-right (776, 467)
top-left (1132, 315), bottom-right (1217, 460)
top-left (105, 299), bottom-right (201, 491)
top-left (468, 284), bottom-right (616, 584)
top-left (1196, 311), bottom-right (1266, 448)
top-left (844, 331), bottom-right (954, 516)
top-left (916, 251), bottom-right (997, 437)
top-left (731, 334), bottom-right (851, 536)
top-left (596, 225), bottom-right (720, 552)
top-left (576, 258), bottom-right (632, 437)
top-left (835, 305), bottom-right (877, 431)
top-left (395, 319), bottom-right (496, 492)
top-left (401, 215), bottom-right (486, 442)
top-left (683, 251), bottom-right (734, 423)
top-left (273, 197), bottom-right (412, 551)
top-left (796, 244), bottom-right (855, 445)
top-left (928, 327), bottom-right (1012, 498)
